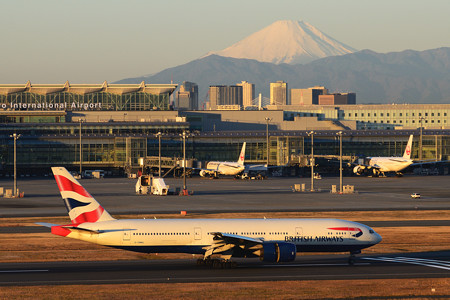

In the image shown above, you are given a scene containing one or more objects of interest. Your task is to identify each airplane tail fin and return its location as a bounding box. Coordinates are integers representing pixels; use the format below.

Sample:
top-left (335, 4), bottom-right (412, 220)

top-left (403, 135), bottom-right (413, 159)
top-left (237, 142), bottom-right (246, 165)
top-left (51, 167), bottom-right (115, 224)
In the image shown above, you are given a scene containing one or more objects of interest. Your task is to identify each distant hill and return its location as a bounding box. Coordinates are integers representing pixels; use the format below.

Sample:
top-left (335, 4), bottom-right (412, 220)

top-left (116, 47), bottom-right (450, 105)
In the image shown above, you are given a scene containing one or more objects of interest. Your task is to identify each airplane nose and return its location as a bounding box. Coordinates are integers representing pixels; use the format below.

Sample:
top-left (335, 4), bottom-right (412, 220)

top-left (374, 232), bottom-right (382, 244)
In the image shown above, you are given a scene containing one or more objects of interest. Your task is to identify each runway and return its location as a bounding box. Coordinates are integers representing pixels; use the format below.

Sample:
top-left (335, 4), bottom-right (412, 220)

top-left (1, 174), bottom-right (449, 289)
top-left (0, 251), bottom-right (449, 286)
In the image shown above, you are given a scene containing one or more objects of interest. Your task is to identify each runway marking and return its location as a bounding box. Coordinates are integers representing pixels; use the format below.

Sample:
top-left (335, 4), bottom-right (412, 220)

top-left (363, 257), bottom-right (450, 271)
top-left (263, 263), bottom-right (371, 267)
top-left (0, 270), bottom-right (48, 273)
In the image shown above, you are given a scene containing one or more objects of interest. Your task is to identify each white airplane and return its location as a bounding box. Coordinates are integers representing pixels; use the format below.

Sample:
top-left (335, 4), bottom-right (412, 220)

top-left (353, 135), bottom-right (414, 177)
top-left (38, 167), bottom-right (382, 267)
top-left (199, 142), bottom-right (246, 178)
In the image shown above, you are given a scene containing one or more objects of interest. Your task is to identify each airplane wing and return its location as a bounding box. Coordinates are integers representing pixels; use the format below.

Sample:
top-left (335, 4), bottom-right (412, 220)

top-left (35, 222), bottom-right (58, 228)
top-left (36, 222), bottom-right (103, 234)
top-left (36, 222), bottom-right (134, 234)
top-left (221, 164), bottom-right (244, 169)
top-left (411, 159), bottom-right (450, 166)
top-left (203, 232), bottom-right (263, 260)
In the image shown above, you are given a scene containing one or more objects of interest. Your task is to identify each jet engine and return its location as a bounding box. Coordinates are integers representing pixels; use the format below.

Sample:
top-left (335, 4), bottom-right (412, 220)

top-left (199, 170), bottom-right (208, 177)
top-left (261, 242), bottom-right (296, 262)
top-left (353, 165), bottom-right (365, 175)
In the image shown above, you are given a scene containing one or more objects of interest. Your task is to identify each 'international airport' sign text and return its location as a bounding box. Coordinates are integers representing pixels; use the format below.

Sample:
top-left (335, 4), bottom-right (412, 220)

top-left (3, 102), bottom-right (102, 110)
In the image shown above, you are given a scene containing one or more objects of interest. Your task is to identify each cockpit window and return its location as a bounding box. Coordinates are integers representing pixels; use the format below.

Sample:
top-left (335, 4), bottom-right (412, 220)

top-left (369, 229), bottom-right (374, 234)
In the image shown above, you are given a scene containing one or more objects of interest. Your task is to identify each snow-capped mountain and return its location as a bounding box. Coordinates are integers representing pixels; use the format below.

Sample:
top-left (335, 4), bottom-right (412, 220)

top-left (206, 20), bottom-right (357, 65)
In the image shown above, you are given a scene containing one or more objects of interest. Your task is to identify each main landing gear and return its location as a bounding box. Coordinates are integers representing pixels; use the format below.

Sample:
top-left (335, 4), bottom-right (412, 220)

top-left (196, 258), bottom-right (237, 269)
top-left (348, 250), bottom-right (361, 265)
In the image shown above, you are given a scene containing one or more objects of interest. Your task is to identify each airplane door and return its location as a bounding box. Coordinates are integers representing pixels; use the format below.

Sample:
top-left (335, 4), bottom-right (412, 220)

top-left (194, 227), bottom-right (202, 240)
top-left (123, 229), bottom-right (131, 242)
top-left (295, 227), bottom-right (303, 236)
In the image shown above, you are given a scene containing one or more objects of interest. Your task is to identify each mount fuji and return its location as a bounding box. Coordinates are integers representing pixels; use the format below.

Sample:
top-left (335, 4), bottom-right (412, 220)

top-left (205, 20), bottom-right (357, 64)
top-left (116, 20), bottom-right (450, 104)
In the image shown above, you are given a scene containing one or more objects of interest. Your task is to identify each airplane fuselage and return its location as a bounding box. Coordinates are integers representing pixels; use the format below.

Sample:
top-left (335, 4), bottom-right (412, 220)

top-left (53, 218), bottom-right (382, 255)
top-left (368, 157), bottom-right (413, 172)
top-left (205, 161), bottom-right (245, 176)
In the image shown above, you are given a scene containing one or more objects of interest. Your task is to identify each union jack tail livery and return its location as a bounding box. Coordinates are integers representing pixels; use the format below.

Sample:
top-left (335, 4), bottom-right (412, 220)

top-left (52, 167), bottom-right (115, 224)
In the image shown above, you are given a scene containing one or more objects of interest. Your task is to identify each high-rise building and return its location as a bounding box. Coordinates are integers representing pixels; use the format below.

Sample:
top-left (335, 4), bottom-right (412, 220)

top-left (209, 85), bottom-right (243, 110)
top-left (176, 81), bottom-right (198, 110)
top-left (270, 81), bottom-right (288, 105)
top-left (291, 86), bottom-right (328, 105)
top-left (344, 93), bottom-right (356, 105)
top-left (318, 92), bottom-right (356, 105)
top-left (236, 81), bottom-right (255, 107)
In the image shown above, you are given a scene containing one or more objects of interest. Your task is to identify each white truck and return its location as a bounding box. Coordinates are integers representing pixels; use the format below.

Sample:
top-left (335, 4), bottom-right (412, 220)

top-left (135, 175), bottom-right (169, 196)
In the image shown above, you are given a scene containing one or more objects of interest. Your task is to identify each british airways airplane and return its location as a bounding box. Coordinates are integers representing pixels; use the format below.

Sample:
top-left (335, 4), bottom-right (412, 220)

top-left (38, 167), bottom-right (382, 267)
top-left (199, 142), bottom-right (246, 178)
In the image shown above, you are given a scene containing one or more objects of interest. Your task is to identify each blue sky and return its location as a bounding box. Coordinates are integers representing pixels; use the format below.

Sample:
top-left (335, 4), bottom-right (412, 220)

top-left (1, 0), bottom-right (449, 83)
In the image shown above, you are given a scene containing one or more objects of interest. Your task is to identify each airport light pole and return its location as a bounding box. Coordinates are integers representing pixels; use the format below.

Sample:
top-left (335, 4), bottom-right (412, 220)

top-left (307, 131), bottom-right (315, 192)
top-left (337, 131), bottom-right (343, 194)
top-left (265, 117), bottom-right (272, 167)
top-left (180, 130), bottom-right (188, 195)
top-left (10, 133), bottom-right (21, 197)
top-left (155, 132), bottom-right (162, 177)
top-left (79, 119), bottom-right (83, 176)
top-left (419, 117), bottom-right (424, 161)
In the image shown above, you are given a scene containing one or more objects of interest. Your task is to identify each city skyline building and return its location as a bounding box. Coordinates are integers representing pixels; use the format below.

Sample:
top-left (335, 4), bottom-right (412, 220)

top-left (236, 81), bottom-right (255, 108)
top-left (176, 81), bottom-right (198, 110)
top-left (291, 86), bottom-right (328, 105)
top-left (209, 85), bottom-right (243, 110)
top-left (319, 93), bottom-right (356, 105)
top-left (270, 81), bottom-right (288, 105)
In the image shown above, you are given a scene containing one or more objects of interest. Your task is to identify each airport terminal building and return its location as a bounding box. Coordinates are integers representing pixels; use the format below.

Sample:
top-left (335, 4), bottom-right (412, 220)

top-left (2, 82), bottom-right (450, 175)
